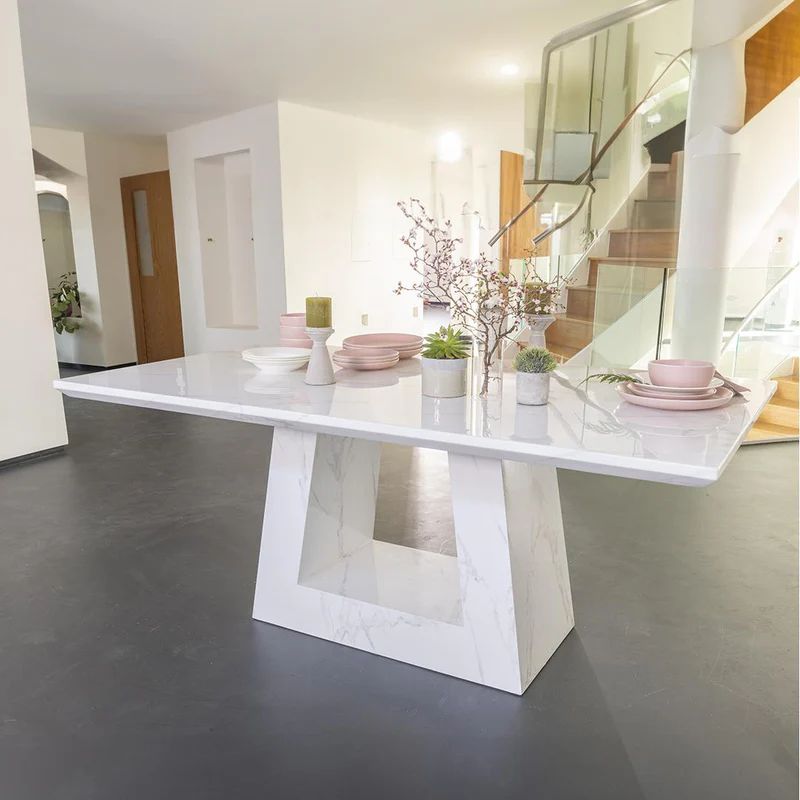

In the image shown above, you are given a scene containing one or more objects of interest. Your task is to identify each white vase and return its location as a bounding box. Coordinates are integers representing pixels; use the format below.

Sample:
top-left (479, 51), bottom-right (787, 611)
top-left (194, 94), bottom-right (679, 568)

top-left (525, 314), bottom-right (555, 350)
top-left (421, 357), bottom-right (468, 398)
top-left (516, 372), bottom-right (550, 405)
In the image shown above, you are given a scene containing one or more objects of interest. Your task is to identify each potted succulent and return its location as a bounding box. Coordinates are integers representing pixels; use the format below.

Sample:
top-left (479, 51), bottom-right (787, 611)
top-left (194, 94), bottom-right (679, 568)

top-left (513, 346), bottom-right (557, 405)
top-left (421, 325), bottom-right (470, 398)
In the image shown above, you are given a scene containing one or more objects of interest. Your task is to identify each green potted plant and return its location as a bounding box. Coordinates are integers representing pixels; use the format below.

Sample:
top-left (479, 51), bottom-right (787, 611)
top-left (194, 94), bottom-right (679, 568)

top-left (50, 271), bottom-right (81, 334)
top-left (513, 346), bottom-right (557, 405)
top-left (421, 325), bottom-right (470, 398)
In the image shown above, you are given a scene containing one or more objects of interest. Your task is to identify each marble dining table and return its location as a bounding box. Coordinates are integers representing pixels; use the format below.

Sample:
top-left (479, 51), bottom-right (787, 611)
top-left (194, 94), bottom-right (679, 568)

top-left (54, 352), bottom-right (773, 695)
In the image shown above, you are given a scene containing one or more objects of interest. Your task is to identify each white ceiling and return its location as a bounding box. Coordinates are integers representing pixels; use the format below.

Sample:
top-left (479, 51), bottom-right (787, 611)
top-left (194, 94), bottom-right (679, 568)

top-left (19, 0), bottom-right (630, 137)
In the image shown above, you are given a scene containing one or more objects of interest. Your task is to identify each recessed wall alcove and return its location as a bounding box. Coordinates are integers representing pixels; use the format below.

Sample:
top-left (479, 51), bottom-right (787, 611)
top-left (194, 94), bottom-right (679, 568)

top-left (194, 149), bottom-right (257, 329)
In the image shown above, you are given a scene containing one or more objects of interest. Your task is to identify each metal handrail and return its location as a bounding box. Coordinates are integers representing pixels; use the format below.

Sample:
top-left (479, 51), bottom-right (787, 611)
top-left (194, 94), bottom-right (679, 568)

top-left (534, 0), bottom-right (682, 181)
top-left (488, 47), bottom-right (690, 248)
top-left (720, 264), bottom-right (800, 353)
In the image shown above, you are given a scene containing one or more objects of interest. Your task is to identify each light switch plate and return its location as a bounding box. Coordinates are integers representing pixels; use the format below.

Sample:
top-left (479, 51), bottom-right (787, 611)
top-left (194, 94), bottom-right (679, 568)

top-left (361, 314), bottom-right (369, 326)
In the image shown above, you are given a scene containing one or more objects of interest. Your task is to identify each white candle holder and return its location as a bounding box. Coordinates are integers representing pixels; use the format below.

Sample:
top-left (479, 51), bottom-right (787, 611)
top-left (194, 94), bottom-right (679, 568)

top-left (304, 327), bottom-right (335, 385)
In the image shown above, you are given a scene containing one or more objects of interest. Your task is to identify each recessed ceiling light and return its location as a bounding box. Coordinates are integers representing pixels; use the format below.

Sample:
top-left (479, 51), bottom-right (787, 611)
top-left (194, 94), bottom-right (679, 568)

top-left (437, 131), bottom-right (463, 163)
top-left (500, 63), bottom-right (520, 77)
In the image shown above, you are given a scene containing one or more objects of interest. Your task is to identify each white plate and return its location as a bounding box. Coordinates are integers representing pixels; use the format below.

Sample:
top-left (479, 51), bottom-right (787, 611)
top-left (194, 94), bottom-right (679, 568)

top-left (633, 376), bottom-right (724, 394)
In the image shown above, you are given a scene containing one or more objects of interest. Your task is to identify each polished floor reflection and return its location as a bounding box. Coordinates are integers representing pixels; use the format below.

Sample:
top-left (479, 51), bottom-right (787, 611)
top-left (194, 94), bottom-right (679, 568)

top-left (0, 371), bottom-right (796, 799)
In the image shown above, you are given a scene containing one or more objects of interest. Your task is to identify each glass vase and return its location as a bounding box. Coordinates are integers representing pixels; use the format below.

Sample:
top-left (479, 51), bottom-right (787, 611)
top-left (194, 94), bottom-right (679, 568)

top-left (471, 338), bottom-right (505, 398)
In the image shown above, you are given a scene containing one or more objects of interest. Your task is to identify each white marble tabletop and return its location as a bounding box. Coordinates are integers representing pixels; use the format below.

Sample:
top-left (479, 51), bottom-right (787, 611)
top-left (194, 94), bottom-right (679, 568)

top-left (55, 352), bottom-right (774, 487)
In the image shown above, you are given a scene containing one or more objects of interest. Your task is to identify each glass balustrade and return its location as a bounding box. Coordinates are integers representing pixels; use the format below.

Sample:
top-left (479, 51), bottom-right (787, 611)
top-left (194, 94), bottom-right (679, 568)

top-left (719, 266), bottom-right (800, 378)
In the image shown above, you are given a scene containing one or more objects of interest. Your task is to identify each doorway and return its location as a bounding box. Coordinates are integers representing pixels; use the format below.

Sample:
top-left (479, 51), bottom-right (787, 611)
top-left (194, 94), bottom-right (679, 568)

top-left (121, 170), bottom-right (184, 363)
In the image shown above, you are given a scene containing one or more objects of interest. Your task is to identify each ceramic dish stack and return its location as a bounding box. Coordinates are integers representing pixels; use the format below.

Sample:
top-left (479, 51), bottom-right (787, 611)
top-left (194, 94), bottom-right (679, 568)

top-left (617, 359), bottom-right (734, 410)
top-left (242, 347), bottom-right (311, 374)
top-left (342, 333), bottom-right (423, 359)
top-left (279, 313), bottom-right (312, 349)
top-left (332, 347), bottom-right (399, 371)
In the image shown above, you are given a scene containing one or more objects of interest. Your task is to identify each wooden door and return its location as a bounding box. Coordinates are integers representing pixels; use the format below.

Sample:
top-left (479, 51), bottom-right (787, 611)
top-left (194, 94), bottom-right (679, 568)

top-left (121, 170), bottom-right (184, 363)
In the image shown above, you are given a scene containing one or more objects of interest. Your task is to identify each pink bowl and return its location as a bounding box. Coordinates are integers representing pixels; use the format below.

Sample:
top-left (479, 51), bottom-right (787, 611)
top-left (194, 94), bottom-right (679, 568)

top-left (280, 325), bottom-right (311, 339)
top-left (279, 337), bottom-right (313, 349)
top-left (647, 359), bottom-right (715, 388)
top-left (280, 313), bottom-right (307, 328)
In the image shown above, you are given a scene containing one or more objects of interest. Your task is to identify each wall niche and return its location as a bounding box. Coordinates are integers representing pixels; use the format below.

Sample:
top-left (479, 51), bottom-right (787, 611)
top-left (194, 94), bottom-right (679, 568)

top-left (194, 149), bottom-right (257, 328)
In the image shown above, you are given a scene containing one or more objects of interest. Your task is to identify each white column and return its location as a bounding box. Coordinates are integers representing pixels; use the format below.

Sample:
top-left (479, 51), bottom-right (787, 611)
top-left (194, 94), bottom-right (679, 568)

top-left (0, 0), bottom-right (67, 462)
top-left (670, 39), bottom-right (745, 363)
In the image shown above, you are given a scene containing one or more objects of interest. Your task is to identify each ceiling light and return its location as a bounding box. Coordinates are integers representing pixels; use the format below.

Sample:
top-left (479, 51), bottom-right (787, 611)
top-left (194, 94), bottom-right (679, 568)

top-left (500, 63), bottom-right (520, 77)
top-left (437, 131), bottom-right (463, 163)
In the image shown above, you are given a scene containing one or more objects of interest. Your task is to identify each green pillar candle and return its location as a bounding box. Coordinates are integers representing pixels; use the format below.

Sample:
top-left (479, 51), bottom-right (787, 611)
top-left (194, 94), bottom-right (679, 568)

top-left (305, 296), bottom-right (332, 328)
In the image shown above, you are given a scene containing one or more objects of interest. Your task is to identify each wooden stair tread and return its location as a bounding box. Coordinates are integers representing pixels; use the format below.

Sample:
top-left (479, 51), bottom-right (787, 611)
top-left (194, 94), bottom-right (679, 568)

top-left (610, 228), bottom-right (678, 234)
top-left (767, 396), bottom-right (799, 409)
top-left (745, 421), bottom-right (799, 443)
top-left (588, 256), bottom-right (675, 264)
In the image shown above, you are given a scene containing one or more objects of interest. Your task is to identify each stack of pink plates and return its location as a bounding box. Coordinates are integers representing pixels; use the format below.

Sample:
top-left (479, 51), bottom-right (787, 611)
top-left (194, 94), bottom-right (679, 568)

top-left (332, 347), bottom-right (399, 371)
top-left (342, 333), bottom-right (423, 359)
top-left (280, 313), bottom-right (312, 349)
top-left (617, 377), bottom-right (734, 410)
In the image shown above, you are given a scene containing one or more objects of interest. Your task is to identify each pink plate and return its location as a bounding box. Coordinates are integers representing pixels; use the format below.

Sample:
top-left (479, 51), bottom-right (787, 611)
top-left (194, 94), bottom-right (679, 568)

top-left (333, 349), bottom-right (399, 371)
top-left (626, 382), bottom-right (716, 400)
top-left (343, 334), bottom-right (422, 358)
top-left (334, 347), bottom-right (399, 359)
top-left (617, 384), bottom-right (734, 410)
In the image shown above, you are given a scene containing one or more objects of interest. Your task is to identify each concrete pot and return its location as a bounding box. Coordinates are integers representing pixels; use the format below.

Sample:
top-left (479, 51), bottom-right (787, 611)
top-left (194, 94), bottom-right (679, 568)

top-left (516, 372), bottom-right (550, 405)
top-left (421, 357), bottom-right (468, 398)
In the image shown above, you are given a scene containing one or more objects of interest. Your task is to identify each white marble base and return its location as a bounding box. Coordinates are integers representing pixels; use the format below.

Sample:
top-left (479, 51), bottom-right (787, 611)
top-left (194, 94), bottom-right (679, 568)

top-left (253, 427), bottom-right (574, 694)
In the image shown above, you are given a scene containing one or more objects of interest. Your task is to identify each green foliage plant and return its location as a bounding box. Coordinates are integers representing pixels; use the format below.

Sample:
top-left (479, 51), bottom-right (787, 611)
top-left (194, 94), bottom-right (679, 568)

top-left (50, 271), bottom-right (81, 334)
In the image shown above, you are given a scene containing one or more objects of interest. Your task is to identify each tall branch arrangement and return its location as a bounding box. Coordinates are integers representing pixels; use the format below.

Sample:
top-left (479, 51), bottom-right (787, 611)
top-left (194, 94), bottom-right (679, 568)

top-left (395, 199), bottom-right (527, 395)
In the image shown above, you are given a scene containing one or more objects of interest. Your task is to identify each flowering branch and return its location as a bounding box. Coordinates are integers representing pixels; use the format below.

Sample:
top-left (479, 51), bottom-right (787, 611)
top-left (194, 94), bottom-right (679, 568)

top-left (395, 199), bottom-right (528, 395)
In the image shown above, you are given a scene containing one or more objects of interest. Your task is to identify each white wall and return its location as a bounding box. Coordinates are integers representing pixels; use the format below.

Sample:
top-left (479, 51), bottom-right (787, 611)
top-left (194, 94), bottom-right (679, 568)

top-left (0, 0), bottom-right (67, 461)
top-left (167, 104), bottom-right (287, 354)
top-left (168, 101), bottom-right (509, 351)
top-left (278, 102), bottom-right (433, 343)
top-left (30, 128), bottom-right (169, 366)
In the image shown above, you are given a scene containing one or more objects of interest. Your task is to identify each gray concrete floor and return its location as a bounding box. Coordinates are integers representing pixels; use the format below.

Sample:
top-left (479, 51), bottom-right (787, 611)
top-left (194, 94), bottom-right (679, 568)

top-left (0, 369), bottom-right (797, 799)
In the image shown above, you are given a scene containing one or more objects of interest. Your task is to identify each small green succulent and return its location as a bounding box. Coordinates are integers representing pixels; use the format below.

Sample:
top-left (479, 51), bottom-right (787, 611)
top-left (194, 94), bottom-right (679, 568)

top-left (514, 347), bottom-right (557, 374)
top-left (422, 325), bottom-right (470, 359)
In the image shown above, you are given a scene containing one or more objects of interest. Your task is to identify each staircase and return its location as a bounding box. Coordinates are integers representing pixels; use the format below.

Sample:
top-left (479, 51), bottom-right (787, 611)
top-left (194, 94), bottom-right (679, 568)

top-left (746, 358), bottom-right (800, 443)
top-left (547, 155), bottom-right (682, 361)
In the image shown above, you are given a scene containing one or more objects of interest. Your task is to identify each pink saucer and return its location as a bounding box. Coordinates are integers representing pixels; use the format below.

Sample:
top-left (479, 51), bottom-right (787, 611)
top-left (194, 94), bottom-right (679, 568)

top-left (333, 348), bottom-right (399, 371)
top-left (617, 384), bottom-right (733, 410)
top-left (626, 382), bottom-right (716, 401)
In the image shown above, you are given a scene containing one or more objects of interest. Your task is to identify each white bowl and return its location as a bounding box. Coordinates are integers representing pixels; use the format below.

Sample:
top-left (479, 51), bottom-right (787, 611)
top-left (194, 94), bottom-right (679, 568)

top-left (246, 361), bottom-right (308, 374)
top-left (243, 347), bottom-right (310, 361)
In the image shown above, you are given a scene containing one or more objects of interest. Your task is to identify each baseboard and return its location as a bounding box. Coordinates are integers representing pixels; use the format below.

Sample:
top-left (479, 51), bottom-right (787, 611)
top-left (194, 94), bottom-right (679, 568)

top-left (58, 361), bottom-right (136, 372)
top-left (0, 446), bottom-right (65, 471)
